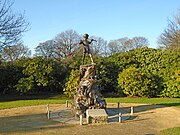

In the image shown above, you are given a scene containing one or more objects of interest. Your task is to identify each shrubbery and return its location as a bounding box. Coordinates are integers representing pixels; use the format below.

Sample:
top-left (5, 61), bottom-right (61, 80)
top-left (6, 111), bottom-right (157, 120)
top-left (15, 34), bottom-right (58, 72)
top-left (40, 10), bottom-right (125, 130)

top-left (16, 57), bottom-right (66, 93)
top-left (0, 61), bottom-right (24, 94)
top-left (0, 47), bottom-right (179, 98)
top-left (64, 69), bottom-right (79, 97)
top-left (118, 67), bottom-right (162, 97)
top-left (96, 58), bottom-right (119, 94)
top-left (112, 47), bottom-right (179, 97)
top-left (160, 70), bottom-right (180, 97)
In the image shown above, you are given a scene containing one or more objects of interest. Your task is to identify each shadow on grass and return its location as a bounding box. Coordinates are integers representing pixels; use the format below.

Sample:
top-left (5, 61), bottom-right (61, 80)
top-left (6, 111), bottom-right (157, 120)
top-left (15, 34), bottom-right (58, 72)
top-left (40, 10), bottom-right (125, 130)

top-left (157, 102), bottom-right (180, 107)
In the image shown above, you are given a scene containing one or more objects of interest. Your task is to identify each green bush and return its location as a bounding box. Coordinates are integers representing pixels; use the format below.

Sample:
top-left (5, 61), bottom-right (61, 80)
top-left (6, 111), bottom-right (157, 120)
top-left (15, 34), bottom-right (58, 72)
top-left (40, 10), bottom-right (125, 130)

top-left (16, 57), bottom-right (66, 93)
top-left (96, 57), bottom-right (119, 94)
top-left (63, 69), bottom-right (79, 97)
top-left (160, 70), bottom-right (180, 97)
top-left (0, 61), bottom-right (24, 94)
top-left (0, 47), bottom-right (179, 98)
top-left (118, 67), bottom-right (161, 97)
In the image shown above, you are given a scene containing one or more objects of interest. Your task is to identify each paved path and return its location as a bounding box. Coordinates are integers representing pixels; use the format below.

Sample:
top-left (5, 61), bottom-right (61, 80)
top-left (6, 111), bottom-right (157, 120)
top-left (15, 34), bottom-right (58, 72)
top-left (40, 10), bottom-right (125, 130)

top-left (50, 107), bottom-right (130, 124)
top-left (0, 103), bottom-right (179, 135)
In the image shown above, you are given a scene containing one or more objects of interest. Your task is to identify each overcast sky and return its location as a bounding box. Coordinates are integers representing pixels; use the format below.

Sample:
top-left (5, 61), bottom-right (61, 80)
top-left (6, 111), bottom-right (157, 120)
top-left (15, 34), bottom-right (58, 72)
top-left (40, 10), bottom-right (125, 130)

top-left (13, 0), bottom-right (180, 53)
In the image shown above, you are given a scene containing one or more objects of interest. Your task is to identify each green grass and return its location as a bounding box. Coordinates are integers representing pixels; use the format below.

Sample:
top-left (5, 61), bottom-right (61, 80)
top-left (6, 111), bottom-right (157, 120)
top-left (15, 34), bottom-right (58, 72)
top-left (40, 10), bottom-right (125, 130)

top-left (0, 97), bottom-right (179, 110)
top-left (159, 127), bottom-right (180, 135)
top-left (0, 98), bottom-right (71, 110)
top-left (105, 97), bottom-right (180, 107)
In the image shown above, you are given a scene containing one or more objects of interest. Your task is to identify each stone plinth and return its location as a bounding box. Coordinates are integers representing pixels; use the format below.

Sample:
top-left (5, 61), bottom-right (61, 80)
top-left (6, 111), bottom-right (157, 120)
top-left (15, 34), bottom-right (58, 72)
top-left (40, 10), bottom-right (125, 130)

top-left (86, 109), bottom-right (108, 124)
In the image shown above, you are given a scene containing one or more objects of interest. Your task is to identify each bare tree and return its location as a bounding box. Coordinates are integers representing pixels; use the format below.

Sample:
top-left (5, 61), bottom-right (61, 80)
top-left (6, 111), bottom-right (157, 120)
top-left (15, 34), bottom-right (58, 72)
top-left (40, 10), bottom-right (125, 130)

top-left (35, 29), bottom-right (81, 64)
top-left (117, 37), bottom-right (130, 52)
top-left (89, 36), bottom-right (108, 56)
top-left (158, 10), bottom-right (180, 50)
top-left (35, 40), bottom-right (56, 58)
top-left (108, 37), bottom-right (149, 55)
top-left (108, 40), bottom-right (120, 55)
top-left (130, 37), bottom-right (149, 48)
top-left (54, 29), bottom-right (81, 59)
top-left (108, 37), bottom-right (132, 55)
top-left (1, 43), bottom-right (31, 61)
top-left (0, 0), bottom-right (29, 50)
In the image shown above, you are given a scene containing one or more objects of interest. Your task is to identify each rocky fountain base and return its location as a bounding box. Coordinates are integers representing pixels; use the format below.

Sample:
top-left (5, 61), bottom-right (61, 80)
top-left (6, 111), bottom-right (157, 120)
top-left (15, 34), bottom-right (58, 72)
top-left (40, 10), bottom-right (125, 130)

top-left (72, 63), bottom-right (106, 117)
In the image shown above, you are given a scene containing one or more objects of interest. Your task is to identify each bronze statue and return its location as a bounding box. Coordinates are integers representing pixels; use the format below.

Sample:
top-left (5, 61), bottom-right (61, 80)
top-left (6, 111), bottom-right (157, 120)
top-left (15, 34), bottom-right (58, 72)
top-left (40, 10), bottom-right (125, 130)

top-left (72, 33), bottom-right (106, 117)
top-left (79, 34), bottom-right (96, 65)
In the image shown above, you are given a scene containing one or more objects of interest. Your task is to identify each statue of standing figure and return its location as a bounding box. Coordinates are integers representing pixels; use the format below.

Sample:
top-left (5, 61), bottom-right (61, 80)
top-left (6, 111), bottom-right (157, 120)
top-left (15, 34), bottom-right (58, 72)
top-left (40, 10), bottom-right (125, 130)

top-left (72, 33), bottom-right (106, 117)
top-left (79, 34), bottom-right (96, 65)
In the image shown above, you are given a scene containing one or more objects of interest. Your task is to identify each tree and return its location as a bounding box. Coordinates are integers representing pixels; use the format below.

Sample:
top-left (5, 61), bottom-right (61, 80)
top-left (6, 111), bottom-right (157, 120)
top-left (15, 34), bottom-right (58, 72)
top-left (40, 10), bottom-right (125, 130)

top-left (89, 36), bottom-right (108, 57)
top-left (35, 40), bottom-right (56, 58)
top-left (0, 0), bottom-right (29, 50)
top-left (108, 39), bottom-right (121, 55)
top-left (130, 37), bottom-right (149, 49)
top-left (53, 29), bottom-right (81, 59)
top-left (0, 61), bottom-right (24, 94)
top-left (35, 30), bottom-right (81, 65)
top-left (1, 43), bottom-right (31, 62)
top-left (108, 37), bottom-right (149, 55)
top-left (96, 58), bottom-right (119, 94)
top-left (16, 57), bottom-right (66, 93)
top-left (158, 10), bottom-right (180, 50)
top-left (117, 37), bottom-right (131, 52)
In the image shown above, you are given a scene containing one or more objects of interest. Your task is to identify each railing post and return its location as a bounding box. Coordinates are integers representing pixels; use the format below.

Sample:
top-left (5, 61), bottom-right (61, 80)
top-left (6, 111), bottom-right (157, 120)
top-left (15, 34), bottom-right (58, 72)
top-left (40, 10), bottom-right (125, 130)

top-left (80, 114), bottom-right (83, 125)
top-left (119, 113), bottom-right (122, 123)
top-left (130, 106), bottom-right (133, 115)
top-left (47, 110), bottom-right (51, 119)
top-left (66, 100), bottom-right (68, 108)
top-left (118, 101), bottom-right (120, 109)
top-left (47, 104), bottom-right (50, 119)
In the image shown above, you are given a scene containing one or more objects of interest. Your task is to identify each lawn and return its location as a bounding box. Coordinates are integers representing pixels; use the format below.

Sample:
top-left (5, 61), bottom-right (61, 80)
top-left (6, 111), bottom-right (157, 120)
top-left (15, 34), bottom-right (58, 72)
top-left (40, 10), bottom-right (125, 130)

top-left (0, 94), bottom-right (70, 110)
top-left (0, 99), bottom-right (69, 110)
top-left (159, 127), bottom-right (180, 135)
top-left (0, 96), bottom-right (179, 110)
top-left (105, 97), bottom-right (180, 107)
